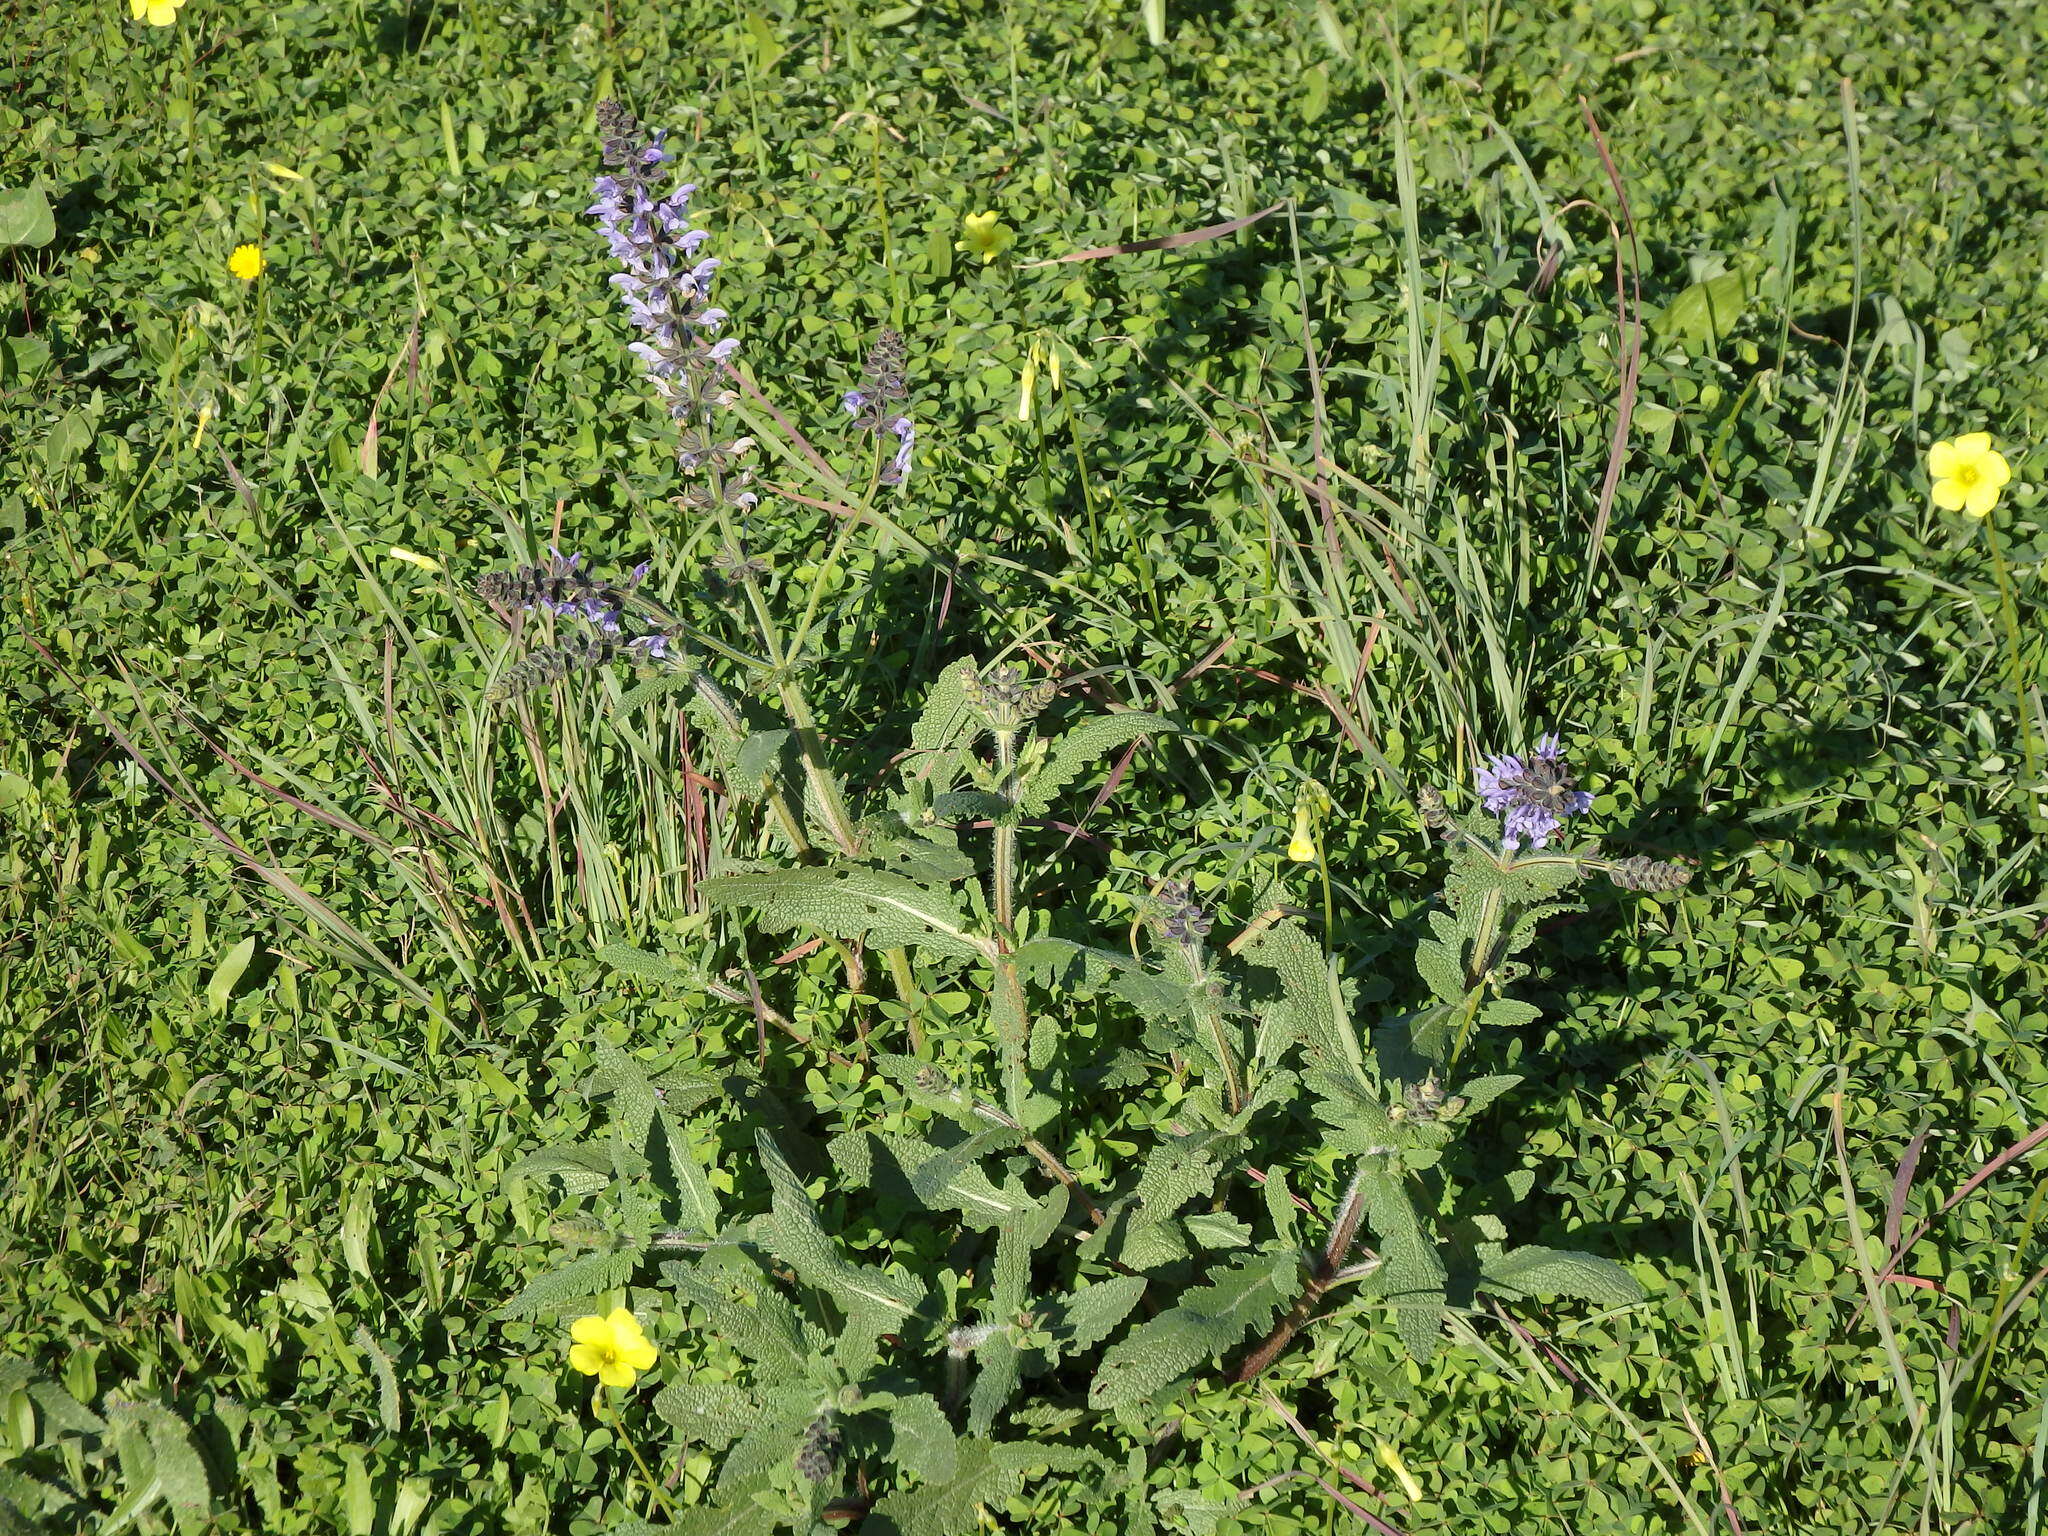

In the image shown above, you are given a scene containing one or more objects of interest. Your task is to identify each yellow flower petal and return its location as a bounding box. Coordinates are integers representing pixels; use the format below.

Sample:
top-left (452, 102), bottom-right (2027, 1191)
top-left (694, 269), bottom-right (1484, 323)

top-left (619, 1338), bottom-right (658, 1371)
top-left (1927, 440), bottom-right (1958, 478)
top-left (1983, 450), bottom-right (2012, 488)
top-left (1930, 477), bottom-right (1967, 511)
top-left (1964, 480), bottom-right (2000, 517)
top-left (1287, 834), bottom-right (1316, 863)
top-left (597, 1359), bottom-right (639, 1389)
top-left (1953, 432), bottom-right (1993, 457)
top-left (605, 1307), bottom-right (640, 1334)
top-left (568, 1342), bottom-right (608, 1376)
top-left (570, 1314), bottom-right (614, 1347)
top-left (387, 546), bottom-right (440, 572)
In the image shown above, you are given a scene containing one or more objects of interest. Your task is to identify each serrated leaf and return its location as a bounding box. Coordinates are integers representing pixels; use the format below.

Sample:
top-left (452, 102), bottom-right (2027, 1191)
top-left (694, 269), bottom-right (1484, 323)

top-left (1048, 1276), bottom-right (1147, 1355)
top-left (596, 942), bottom-right (690, 987)
top-left (613, 668), bottom-right (700, 715)
top-left (897, 657), bottom-right (984, 807)
top-left (495, 1244), bottom-right (642, 1319)
top-left (1412, 938), bottom-right (1467, 1005)
top-left (1479, 1245), bottom-right (1646, 1306)
top-left (868, 1440), bottom-right (1095, 1536)
top-left (967, 1332), bottom-right (1022, 1436)
top-left (1088, 1251), bottom-right (1298, 1408)
top-left (507, 1145), bottom-right (615, 1195)
top-left (1243, 918), bottom-right (1360, 1075)
top-left (1305, 1065), bottom-right (1397, 1156)
top-left (734, 729), bottom-right (795, 784)
top-left (930, 789), bottom-right (1010, 821)
top-left (1477, 1000), bottom-right (1540, 1031)
top-left (1184, 1212), bottom-right (1252, 1249)
top-left (651, 1383), bottom-right (760, 1449)
top-left (667, 1474), bottom-right (790, 1536)
top-left (758, 1132), bottom-right (923, 1318)
top-left (1452, 1073), bottom-right (1522, 1114)
top-left (1014, 712), bottom-right (1176, 816)
top-left (1357, 1163), bottom-right (1447, 1363)
top-left (353, 1326), bottom-right (403, 1434)
top-left (704, 866), bottom-right (992, 960)
top-left (829, 1129), bottom-right (1031, 1229)
top-left (886, 1393), bottom-right (959, 1483)
top-left (656, 1106), bottom-right (722, 1234)
top-left (670, 1270), bottom-right (809, 1376)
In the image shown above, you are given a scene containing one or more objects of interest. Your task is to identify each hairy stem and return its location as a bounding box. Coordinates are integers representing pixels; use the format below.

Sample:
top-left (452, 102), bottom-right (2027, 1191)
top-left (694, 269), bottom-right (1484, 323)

top-left (1185, 949), bottom-right (1245, 1117)
top-left (1233, 1166), bottom-right (1371, 1384)
top-left (992, 728), bottom-right (1019, 933)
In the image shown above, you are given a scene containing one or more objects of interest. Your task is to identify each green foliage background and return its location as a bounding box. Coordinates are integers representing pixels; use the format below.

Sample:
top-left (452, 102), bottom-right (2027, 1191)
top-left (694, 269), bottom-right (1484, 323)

top-left (4, 0), bottom-right (2047, 1531)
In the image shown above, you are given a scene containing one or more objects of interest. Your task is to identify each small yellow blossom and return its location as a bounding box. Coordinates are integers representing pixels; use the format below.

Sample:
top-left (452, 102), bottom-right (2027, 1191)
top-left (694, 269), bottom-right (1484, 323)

top-left (387, 547), bottom-right (441, 573)
top-left (955, 210), bottom-right (1015, 265)
top-left (1287, 802), bottom-right (1317, 863)
top-left (263, 162), bottom-right (306, 182)
top-left (1928, 432), bottom-right (2012, 518)
top-left (567, 1307), bottom-right (657, 1388)
top-left (129, 0), bottom-right (186, 25)
top-left (228, 244), bottom-right (266, 282)
top-left (1376, 1440), bottom-right (1425, 1502)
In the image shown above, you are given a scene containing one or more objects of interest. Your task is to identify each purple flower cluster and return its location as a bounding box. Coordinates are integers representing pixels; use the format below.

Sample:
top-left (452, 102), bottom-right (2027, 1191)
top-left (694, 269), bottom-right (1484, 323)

top-left (589, 100), bottom-right (753, 507)
top-left (1476, 733), bottom-right (1593, 850)
top-left (475, 549), bottom-right (674, 659)
top-left (842, 328), bottom-right (915, 486)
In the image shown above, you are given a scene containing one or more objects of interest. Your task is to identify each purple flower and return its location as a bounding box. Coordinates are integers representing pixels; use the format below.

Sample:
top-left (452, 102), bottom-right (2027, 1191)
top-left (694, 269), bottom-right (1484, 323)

top-left (1476, 733), bottom-right (1593, 850)
top-left (882, 416), bottom-right (915, 486)
top-left (591, 100), bottom-right (751, 484)
top-left (630, 633), bottom-right (671, 660)
top-left (841, 330), bottom-right (915, 486)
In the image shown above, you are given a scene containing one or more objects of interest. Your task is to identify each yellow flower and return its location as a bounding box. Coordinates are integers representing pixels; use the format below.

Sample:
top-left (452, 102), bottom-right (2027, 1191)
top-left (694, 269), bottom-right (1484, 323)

top-left (1287, 802), bottom-right (1317, 864)
top-left (228, 243), bottom-right (266, 282)
top-left (387, 547), bottom-right (441, 572)
top-left (567, 1307), bottom-right (657, 1388)
top-left (955, 210), bottom-right (1015, 265)
top-left (1928, 432), bottom-right (2012, 518)
top-left (129, 0), bottom-right (186, 24)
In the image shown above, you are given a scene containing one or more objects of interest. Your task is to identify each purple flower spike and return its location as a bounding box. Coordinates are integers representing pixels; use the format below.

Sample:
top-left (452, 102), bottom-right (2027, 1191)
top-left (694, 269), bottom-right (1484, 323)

top-left (591, 99), bottom-right (751, 485)
top-left (841, 329), bottom-right (915, 486)
top-left (1476, 733), bottom-right (1593, 849)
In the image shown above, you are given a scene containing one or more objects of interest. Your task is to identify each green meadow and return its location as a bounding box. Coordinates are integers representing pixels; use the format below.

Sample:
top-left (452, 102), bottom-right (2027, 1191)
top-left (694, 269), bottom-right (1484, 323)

top-left (4, 1), bottom-right (2047, 1532)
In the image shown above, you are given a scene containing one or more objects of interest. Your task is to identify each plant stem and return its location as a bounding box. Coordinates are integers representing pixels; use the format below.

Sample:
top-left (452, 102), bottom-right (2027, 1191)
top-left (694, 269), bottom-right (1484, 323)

top-left (1983, 514), bottom-right (2041, 788)
top-left (992, 728), bottom-right (1020, 933)
top-left (1184, 949), bottom-right (1245, 1117)
top-left (598, 1389), bottom-right (680, 1522)
top-left (883, 945), bottom-right (927, 1057)
top-left (1234, 1167), bottom-right (1373, 1383)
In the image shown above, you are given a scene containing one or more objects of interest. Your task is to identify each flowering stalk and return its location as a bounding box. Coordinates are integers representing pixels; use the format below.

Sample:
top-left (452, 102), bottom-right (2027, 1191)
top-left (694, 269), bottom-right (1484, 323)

top-left (590, 99), bottom-right (866, 862)
top-left (842, 328), bottom-right (915, 488)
